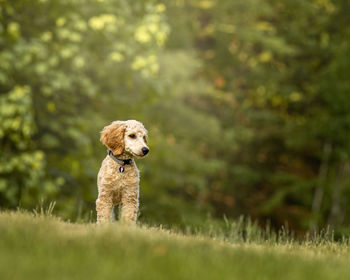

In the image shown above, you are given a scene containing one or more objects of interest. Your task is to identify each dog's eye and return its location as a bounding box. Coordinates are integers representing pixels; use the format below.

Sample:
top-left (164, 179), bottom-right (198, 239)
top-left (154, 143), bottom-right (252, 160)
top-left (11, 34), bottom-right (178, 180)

top-left (129, 134), bottom-right (136, 139)
top-left (143, 136), bottom-right (147, 143)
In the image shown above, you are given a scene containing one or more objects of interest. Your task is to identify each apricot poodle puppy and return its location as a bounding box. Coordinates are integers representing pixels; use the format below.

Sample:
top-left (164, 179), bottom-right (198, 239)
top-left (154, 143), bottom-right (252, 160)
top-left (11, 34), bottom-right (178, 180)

top-left (96, 120), bottom-right (149, 224)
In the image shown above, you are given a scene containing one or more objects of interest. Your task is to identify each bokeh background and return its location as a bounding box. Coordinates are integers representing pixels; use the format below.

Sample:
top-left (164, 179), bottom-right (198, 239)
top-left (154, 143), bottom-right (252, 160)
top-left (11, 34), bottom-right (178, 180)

top-left (1, 0), bottom-right (350, 234)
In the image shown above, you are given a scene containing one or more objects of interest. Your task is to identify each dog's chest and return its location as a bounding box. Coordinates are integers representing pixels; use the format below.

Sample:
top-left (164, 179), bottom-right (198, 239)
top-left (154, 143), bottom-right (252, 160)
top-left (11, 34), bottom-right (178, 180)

top-left (114, 166), bottom-right (139, 188)
top-left (97, 160), bottom-right (139, 191)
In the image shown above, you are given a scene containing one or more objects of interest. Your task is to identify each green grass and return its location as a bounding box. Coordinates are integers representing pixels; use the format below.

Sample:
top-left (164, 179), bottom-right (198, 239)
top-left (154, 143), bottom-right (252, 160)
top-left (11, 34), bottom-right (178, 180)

top-left (0, 212), bottom-right (350, 280)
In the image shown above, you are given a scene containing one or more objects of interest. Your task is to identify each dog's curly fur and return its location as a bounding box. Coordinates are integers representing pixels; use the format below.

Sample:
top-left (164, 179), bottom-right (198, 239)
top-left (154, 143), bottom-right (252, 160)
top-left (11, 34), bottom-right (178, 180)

top-left (96, 120), bottom-right (149, 224)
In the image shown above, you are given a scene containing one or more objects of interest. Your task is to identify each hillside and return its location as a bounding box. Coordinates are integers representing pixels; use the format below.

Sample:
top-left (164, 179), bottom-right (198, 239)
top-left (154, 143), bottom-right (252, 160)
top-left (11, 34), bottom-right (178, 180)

top-left (0, 212), bottom-right (349, 280)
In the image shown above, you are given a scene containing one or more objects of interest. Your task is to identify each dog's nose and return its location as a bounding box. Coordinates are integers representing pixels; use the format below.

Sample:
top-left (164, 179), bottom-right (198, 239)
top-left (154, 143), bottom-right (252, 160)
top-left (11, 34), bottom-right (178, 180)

top-left (142, 147), bottom-right (149, 155)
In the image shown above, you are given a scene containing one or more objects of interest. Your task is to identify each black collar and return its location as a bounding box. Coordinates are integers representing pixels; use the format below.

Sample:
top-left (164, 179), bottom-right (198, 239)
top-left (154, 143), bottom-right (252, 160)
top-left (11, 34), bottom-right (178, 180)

top-left (108, 150), bottom-right (132, 166)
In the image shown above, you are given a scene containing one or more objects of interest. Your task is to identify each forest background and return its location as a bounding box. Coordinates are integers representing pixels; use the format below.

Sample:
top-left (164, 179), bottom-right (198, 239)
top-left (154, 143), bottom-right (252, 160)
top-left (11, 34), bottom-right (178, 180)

top-left (1, 0), bottom-right (350, 234)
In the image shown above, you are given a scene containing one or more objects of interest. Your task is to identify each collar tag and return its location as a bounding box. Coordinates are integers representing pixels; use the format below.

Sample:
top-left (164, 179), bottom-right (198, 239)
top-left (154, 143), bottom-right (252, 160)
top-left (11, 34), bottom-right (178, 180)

top-left (119, 166), bottom-right (125, 173)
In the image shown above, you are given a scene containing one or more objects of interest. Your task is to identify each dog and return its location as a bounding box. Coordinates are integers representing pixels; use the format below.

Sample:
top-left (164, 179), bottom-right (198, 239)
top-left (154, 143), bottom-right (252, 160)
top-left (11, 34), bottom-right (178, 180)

top-left (96, 120), bottom-right (149, 224)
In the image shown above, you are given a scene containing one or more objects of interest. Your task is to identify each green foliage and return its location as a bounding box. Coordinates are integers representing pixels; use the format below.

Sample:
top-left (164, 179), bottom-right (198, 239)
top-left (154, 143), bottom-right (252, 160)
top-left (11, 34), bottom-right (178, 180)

top-left (0, 0), bottom-right (168, 217)
top-left (161, 0), bottom-right (350, 231)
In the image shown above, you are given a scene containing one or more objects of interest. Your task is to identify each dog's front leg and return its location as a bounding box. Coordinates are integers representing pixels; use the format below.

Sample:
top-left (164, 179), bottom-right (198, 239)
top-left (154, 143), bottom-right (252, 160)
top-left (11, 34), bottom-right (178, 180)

top-left (120, 186), bottom-right (139, 224)
top-left (96, 192), bottom-right (114, 223)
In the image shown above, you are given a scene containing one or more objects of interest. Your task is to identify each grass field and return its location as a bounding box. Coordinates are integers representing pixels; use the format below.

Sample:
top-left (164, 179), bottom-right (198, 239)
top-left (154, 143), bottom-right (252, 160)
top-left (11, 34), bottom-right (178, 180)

top-left (0, 211), bottom-right (350, 280)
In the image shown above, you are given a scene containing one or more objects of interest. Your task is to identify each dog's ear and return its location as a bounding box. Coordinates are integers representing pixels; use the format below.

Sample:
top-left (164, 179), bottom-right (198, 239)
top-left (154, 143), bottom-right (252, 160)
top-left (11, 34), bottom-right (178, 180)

top-left (100, 121), bottom-right (126, 156)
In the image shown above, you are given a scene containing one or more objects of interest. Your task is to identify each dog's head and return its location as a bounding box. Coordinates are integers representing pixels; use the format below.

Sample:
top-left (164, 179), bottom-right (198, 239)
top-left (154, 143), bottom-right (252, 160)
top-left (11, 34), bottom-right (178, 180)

top-left (100, 120), bottom-right (149, 158)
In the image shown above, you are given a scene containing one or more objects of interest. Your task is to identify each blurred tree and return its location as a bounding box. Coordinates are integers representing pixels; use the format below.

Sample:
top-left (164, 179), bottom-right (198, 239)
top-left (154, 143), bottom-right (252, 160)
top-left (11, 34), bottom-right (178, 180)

top-left (162, 0), bottom-right (350, 231)
top-left (139, 51), bottom-right (226, 225)
top-left (0, 0), bottom-right (168, 218)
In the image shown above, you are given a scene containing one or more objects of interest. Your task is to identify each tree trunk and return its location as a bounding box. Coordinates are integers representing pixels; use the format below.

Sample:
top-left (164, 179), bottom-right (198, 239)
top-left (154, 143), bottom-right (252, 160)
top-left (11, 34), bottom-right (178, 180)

top-left (309, 142), bottom-right (332, 231)
top-left (327, 163), bottom-right (346, 227)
